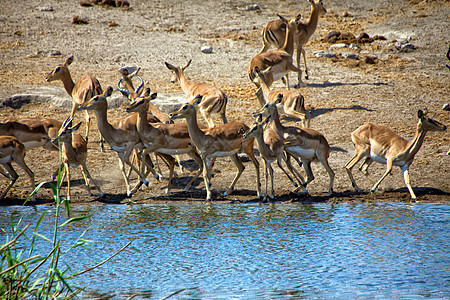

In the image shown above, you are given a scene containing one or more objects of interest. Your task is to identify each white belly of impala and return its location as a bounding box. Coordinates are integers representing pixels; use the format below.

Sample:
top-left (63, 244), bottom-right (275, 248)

top-left (208, 149), bottom-right (239, 158)
top-left (112, 145), bottom-right (126, 152)
top-left (286, 146), bottom-right (315, 159)
top-left (157, 148), bottom-right (190, 155)
top-left (370, 152), bottom-right (405, 166)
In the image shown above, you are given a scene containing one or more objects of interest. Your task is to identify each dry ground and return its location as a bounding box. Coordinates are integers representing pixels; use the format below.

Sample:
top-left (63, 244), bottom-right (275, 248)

top-left (0, 0), bottom-right (449, 205)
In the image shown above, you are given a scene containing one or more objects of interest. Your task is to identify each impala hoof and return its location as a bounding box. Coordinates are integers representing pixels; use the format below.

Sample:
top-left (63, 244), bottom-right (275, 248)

top-left (154, 174), bottom-right (161, 181)
top-left (165, 188), bottom-right (169, 194)
top-left (142, 179), bottom-right (149, 186)
top-left (126, 191), bottom-right (133, 198)
top-left (99, 192), bottom-right (105, 198)
top-left (370, 188), bottom-right (376, 193)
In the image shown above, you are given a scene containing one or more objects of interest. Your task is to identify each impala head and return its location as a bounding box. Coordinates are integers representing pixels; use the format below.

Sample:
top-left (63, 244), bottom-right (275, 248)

top-left (45, 55), bottom-right (74, 82)
top-left (243, 115), bottom-right (271, 139)
top-left (169, 94), bottom-right (202, 121)
top-left (125, 92), bottom-right (158, 114)
top-left (165, 60), bottom-right (192, 83)
top-left (52, 117), bottom-right (82, 145)
top-left (418, 109), bottom-right (447, 132)
top-left (79, 86), bottom-right (114, 111)
top-left (308, 0), bottom-right (327, 15)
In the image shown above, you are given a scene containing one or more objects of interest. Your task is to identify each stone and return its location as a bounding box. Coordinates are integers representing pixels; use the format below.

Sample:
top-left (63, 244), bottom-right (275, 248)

top-left (314, 51), bottom-right (336, 58)
top-left (201, 46), bottom-right (213, 54)
top-left (342, 52), bottom-right (359, 60)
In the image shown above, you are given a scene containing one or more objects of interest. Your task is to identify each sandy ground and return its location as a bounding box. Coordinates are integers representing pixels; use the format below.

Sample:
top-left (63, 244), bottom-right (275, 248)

top-left (0, 0), bottom-right (449, 205)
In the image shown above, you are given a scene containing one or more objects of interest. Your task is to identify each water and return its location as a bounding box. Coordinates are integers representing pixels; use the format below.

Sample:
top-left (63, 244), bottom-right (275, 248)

top-left (1, 203), bottom-right (449, 299)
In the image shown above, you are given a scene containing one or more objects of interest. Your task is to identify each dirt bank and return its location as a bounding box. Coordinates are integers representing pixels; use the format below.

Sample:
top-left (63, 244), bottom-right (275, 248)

top-left (0, 0), bottom-right (449, 205)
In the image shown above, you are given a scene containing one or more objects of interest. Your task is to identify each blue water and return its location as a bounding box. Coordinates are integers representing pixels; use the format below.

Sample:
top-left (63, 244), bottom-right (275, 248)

top-left (1, 203), bottom-right (449, 299)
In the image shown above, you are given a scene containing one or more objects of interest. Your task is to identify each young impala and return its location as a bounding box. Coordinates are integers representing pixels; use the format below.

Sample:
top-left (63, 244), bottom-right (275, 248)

top-left (344, 109), bottom-right (447, 199)
top-left (255, 94), bottom-right (335, 196)
top-left (243, 115), bottom-right (308, 200)
top-left (259, 0), bottom-right (327, 87)
top-left (52, 117), bottom-right (104, 201)
top-left (170, 95), bottom-right (261, 201)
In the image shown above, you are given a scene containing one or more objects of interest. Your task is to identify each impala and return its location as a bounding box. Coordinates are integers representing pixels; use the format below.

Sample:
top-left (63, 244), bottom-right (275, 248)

top-left (259, 0), bottom-right (327, 87)
top-left (170, 95), bottom-right (261, 201)
top-left (344, 109), bottom-right (447, 199)
top-left (79, 86), bottom-right (165, 197)
top-left (254, 66), bottom-right (311, 127)
top-left (248, 14), bottom-right (301, 104)
top-left (256, 94), bottom-right (335, 196)
top-left (165, 60), bottom-right (228, 127)
top-left (45, 55), bottom-right (103, 148)
top-left (0, 117), bottom-right (62, 179)
top-left (243, 115), bottom-right (308, 200)
top-left (52, 118), bottom-right (104, 200)
top-left (0, 135), bottom-right (35, 201)
top-left (126, 93), bottom-right (204, 193)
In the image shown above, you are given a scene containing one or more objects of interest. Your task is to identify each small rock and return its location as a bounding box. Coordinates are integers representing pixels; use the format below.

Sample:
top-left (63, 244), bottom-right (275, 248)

top-left (314, 50), bottom-right (336, 58)
top-left (342, 52), bottom-right (359, 60)
top-left (349, 43), bottom-right (361, 50)
top-left (245, 4), bottom-right (260, 11)
top-left (342, 11), bottom-right (352, 17)
top-left (443, 103), bottom-right (450, 111)
top-left (201, 46), bottom-right (213, 54)
top-left (394, 40), bottom-right (417, 52)
top-left (37, 50), bottom-right (62, 57)
top-left (357, 32), bottom-right (370, 40)
top-left (365, 55), bottom-right (378, 64)
top-left (330, 43), bottom-right (348, 49)
top-left (36, 6), bottom-right (54, 11)
top-left (108, 20), bottom-right (119, 27)
top-left (72, 15), bottom-right (88, 24)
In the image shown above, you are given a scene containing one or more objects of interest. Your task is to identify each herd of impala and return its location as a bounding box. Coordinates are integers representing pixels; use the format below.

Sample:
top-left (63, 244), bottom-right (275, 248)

top-left (0, 0), bottom-right (447, 202)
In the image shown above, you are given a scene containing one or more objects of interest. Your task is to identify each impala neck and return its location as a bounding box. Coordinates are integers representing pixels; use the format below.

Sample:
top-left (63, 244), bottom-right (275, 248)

top-left (62, 137), bottom-right (76, 162)
top-left (177, 70), bottom-right (193, 94)
top-left (304, 6), bottom-right (321, 38)
top-left (269, 108), bottom-right (284, 133)
top-left (403, 121), bottom-right (428, 160)
top-left (93, 103), bottom-right (114, 138)
top-left (60, 70), bottom-right (76, 96)
top-left (282, 23), bottom-right (296, 56)
top-left (183, 111), bottom-right (205, 147)
top-left (136, 103), bottom-right (153, 133)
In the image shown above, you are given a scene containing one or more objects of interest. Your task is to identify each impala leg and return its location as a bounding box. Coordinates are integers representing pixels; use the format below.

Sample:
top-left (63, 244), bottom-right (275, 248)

top-left (344, 150), bottom-right (366, 192)
top-left (224, 154), bottom-right (245, 197)
top-left (268, 163), bottom-right (275, 200)
top-left (141, 149), bottom-right (162, 181)
top-left (117, 153), bottom-right (133, 197)
top-left (201, 155), bottom-right (212, 201)
top-left (371, 158), bottom-right (393, 194)
top-left (296, 45), bottom-right (303, 86)
top-left (0, 163), bottom-right (18, 200)
top-left (255, 87), bottom-right (266, 107)
top-left (277, 156), bottom-right (298, 188)
top-left (359, 157), bottom-right (377, 184)
top-left (84, 109), bottom-right (90, 143)
top-left (220, 112), bottom-right (228, 125)
top-left (285, 153), bottom-right (308, 193)
top-left (65, 163), bottom-right (71, 201)
top-left (301, 48), bottom-right (309, 80)
top-left (201, 110), bottom-right (215, 128)
top-left (184, 150), bottom-right (203, 191)
top-left (401, 165), bottom-right (416, 199)
top-left (317, 154), bottom-right (335, 196)
top-left (158, 153), bottom-right (175, 194)
top-left (263, 159), bottom-right (269, 199)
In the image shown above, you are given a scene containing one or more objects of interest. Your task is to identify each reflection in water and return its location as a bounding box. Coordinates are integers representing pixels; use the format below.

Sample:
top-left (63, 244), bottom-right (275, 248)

top-left (0, 203), bottom-right (448, 299)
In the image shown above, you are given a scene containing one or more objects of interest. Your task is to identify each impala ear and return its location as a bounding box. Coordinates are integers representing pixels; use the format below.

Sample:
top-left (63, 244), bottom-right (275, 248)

top-left (143, 87), bottom-right (151, 97)
top-left (193, 94), bottom-right (202, 106)
top-left (275, 94), bottom-right (283, 104)
top-left (262, 115), bottom-right (271, 125)
top-left (70, 122), bottom-right (83, 132)
top-left (277, 13), bottom-right (289, 24)
top-left (149, 92), bottom-right (158, 100)
top-left (164, 62), bottom-right (176, 71)
top-left (65, 55), bottom-right (74, 66)
top-left (104, 86), bottom-right (114, 97)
